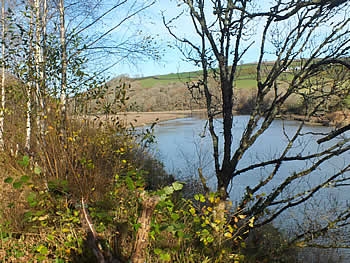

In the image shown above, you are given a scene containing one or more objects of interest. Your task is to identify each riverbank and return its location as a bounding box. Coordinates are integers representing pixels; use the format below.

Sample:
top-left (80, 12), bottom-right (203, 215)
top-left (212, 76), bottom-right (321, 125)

top-left (118, 109), bottom-right (207, 127)
top-left (280, 111), bottom-right (350, 127)
top-left (73, 109), bottom-right (207, 128)
top-left (73, 109), bottom-right (349, 128)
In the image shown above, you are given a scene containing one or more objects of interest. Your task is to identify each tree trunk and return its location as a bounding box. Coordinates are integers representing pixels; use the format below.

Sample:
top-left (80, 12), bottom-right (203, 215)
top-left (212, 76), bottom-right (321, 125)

top-left (0, 0), bottom-right (5, 151)
top-left (59, 0), bottom-right (67, 141)
top-left (131, 192), bottom-right (160, 263)
top-left (25, 83), bottom-right (32, 151)
top-left (25, 2), bottom-right (35, 152)
top-left (34, 0), bottom-right (47, 147)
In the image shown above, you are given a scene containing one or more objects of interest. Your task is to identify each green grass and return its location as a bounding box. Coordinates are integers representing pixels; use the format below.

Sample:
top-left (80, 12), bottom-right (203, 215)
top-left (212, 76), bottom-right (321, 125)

top-left (345, 95), bottom-right (350, 107)
top-left (135, 59), bottom-right (340, 90)
top-left (137, 71), bottom-right (203, 88)
top-left (235, 78), bottom-right (257, 89)
top-left (136, 65), bottom-right (259, 89)
top-left (135, 61), bottom-right (323, 90)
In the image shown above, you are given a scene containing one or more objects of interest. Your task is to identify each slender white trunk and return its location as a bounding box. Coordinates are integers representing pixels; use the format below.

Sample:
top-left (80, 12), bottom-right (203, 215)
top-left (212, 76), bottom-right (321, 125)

top-left (25, 3), bottom-right (35, 151)
top-left (25, 83), bottom-right (32, 151)
top-left (59, 0), bottom-right (67, 138)
top-left (0, 0), bottom-right (6, 150)
top-left (34, 0), bottom-right (47, 145)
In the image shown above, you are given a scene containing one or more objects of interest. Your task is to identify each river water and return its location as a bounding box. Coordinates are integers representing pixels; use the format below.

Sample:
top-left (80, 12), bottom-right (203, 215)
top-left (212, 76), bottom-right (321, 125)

top-left (148, 115), bottom-right (350, 262)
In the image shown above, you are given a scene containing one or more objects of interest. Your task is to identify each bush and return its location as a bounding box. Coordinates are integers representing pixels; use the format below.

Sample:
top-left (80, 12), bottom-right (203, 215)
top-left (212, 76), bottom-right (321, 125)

top-left (0, 117), bottom-right (174, 262)
top-left (244, 224), bottom-right (296, 263)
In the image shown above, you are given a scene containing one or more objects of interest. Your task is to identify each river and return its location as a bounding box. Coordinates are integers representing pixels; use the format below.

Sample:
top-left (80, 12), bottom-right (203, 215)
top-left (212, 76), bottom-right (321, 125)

top-left (148, 115), bottom-right (350, 262)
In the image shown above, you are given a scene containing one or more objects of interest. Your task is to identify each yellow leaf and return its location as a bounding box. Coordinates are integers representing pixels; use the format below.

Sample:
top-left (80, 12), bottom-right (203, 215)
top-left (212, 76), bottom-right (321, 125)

top-left (238, 214), bottom-right (246, 219)
top-left (224, 232), bottom-right (232, 238)
top-left (214, 219), bottom-right (221, 224)
top-left (208, 195), bottom-right (215, 203)
top-left (189, 207), bottom-right (196, 215)
top-left (295, 241), bottom-right (306, 248)
top-left (38, 215), bottom-right (49, 221)
top-left (248, 216), bottom-right (255, 228)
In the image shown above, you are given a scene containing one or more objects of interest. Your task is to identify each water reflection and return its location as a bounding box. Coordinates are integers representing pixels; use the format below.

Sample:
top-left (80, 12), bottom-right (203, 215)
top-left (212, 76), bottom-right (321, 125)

top-left (150, 115), bottom-right (350, 261)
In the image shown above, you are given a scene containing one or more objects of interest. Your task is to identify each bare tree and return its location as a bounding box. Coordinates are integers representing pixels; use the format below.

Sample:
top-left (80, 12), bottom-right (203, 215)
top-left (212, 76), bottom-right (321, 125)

top-left (0, 0), bottom-right (6, 150)
top-left (0, 0), bottom-right (15, 150)
top-left (165, 0), bottom-right (350, 244)
top-left (5, 0), bottom-right (157, 151)
top-left (51, 0), bottom-right (158, 132)
top-left (34, 0), bottom-right (49, 147)
top-left (57, 0), bottom-right (67, 139)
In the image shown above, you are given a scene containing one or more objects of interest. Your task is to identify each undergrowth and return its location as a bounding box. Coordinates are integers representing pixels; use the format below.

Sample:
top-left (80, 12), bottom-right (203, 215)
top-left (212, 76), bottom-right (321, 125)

top-left (0, 111), bottom-right (298, 262)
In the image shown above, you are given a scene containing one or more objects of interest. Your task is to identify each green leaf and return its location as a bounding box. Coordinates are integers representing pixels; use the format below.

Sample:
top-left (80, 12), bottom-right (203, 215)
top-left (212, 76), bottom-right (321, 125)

top-left (163, 186), bottom-right (174, 195)
top-left (172, 181), bottom-right (183, 191)
top-left (27, 192), bottom-right (38, 207)
top-left (171, 213), bottom-right (180, 221)
top-left (36, 244), bottom-right (48, 255)
top-left (18, 155), bottom-right (30, 168)
top-left (154, 248), bottom-right (162, 255)
top-left (206, 235), bottom-right (214, 243)
top-left (34, 166), bottom-right (41, 175)
top-left (13, 181), bottom-right (23, 189)
top-left (194, 194), bottom-right (206, 202)
top-left (20, 175), bottom-right (30, 183)
top-left (166, 225), bottom-right (175, 233)
top-left (125, 176), bottom-right (135, 190)
top-left (133, 223), bottom-right (141, 232)
top-left (160, 252), bottom-right (171, 261)
top-left (4, 177), bottom-right (13, 184)
top-left (177, 230), bottom-right (185, 238)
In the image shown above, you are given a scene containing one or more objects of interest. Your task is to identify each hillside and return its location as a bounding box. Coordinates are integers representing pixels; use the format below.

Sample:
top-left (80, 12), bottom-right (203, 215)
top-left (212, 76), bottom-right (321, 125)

top-left (70, 63), bottom-right (349, 127)
top-left (105, 64), bottom-right (261, 112)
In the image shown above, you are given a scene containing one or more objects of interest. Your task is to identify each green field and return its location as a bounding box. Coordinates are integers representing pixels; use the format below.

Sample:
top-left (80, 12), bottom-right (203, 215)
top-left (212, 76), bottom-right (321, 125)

top-left (134, 61), bottom-right (349, 94)
top-left (137, 71), bottom-right (203, 88)
top-left (136, 65), bottom-right (259, 89)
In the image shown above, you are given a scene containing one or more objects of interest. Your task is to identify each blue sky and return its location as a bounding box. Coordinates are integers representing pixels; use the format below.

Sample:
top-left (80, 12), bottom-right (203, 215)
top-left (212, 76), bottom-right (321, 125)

top-left (108, 0), bottom-right (201, 78)
top-left (108, 0), bottom-right (273, 78)
top-left (103, 0), bottom-right (349, 78)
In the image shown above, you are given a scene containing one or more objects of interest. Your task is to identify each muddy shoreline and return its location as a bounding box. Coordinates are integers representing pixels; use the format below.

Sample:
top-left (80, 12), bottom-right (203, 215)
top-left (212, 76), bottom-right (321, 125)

top-left (74, 109), bottom-right (349, 128)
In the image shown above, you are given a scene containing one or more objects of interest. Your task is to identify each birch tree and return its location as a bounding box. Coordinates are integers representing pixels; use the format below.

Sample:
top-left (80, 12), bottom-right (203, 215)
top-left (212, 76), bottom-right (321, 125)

top-left (25, 5), bottom-right (35, 151)
top-left (0, 0), bottom-right (14, 150)
top-left (33, 0), bottom-right (48, 148)
top-left (58, 0), bottom-right (67, 139)
top-left (0, 0), bottom-right (6, 150)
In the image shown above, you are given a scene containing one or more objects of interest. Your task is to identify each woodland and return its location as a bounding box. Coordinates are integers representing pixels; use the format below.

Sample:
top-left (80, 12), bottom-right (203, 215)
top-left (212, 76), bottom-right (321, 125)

top-left (0, 0), bottom-right (350, 263)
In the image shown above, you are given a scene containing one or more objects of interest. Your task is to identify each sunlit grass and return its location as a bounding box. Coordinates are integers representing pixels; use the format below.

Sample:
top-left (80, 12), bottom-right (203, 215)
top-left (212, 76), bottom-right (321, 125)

top-left (137, 65), bottom-right (260, 89)
top-left (138, 71), bottom-right (203, 88)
